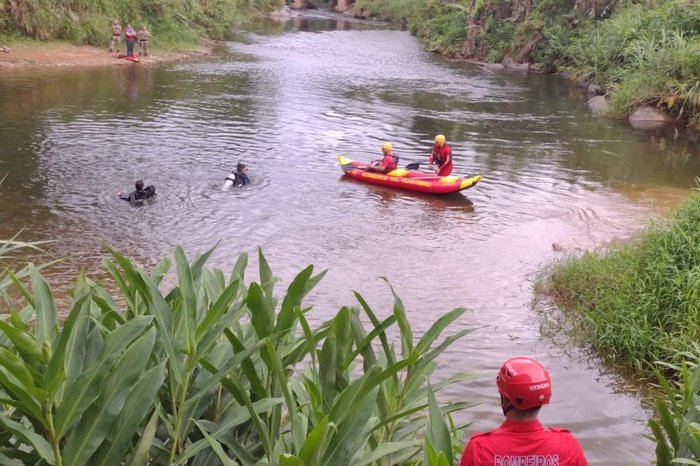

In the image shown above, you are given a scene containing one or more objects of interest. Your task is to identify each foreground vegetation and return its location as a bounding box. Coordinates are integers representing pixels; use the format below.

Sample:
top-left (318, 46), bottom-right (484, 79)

top-left (0, 242), bottom-right (474, 465)
top-left (0, 0), bottom-right (283, 50)
top-left (541, 184), bottom-right (700, 464)
top-left (351, 0), bottom-right (700, 124)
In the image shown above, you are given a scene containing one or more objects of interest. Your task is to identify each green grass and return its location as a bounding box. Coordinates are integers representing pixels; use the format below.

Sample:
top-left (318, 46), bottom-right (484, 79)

top-left (0, 0), bottom-right (285, 47)
top-left (539, 183), bottom-right (700, 464)
top-left (541, 183), bottom-right (700, 375)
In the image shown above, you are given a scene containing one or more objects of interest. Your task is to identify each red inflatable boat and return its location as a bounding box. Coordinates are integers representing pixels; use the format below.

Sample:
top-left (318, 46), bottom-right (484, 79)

top-left (337, 156), bottom-right (482, 195)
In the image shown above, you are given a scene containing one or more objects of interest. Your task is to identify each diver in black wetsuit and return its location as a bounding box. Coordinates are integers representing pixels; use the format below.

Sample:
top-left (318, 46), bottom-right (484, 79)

top-left (118, 179), bottom-right (156, 205)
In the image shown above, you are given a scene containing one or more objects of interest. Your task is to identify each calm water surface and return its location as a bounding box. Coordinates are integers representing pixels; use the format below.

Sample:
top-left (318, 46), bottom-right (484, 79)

top-left (3, 11), bottom-right (700, 465)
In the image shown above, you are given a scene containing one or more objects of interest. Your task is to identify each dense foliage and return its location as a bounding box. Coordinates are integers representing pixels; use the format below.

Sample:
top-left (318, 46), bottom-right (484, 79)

top-left (351, 0), bottom-right (700, 123)
top-left (0, 243), bottom-right (474, 465)
top-left (0, 0), bottom-right (284, 47)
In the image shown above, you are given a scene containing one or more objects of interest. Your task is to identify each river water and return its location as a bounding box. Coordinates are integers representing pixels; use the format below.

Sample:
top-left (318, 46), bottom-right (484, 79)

top-left (3, 10), bottom-right (700, 465)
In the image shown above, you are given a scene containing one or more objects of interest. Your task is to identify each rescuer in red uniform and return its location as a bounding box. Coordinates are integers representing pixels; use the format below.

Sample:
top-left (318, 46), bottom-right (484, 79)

top-left (460, 357), bottom-right (588, 466)
top-left (366, 142), bottom-right (399, 173)
top-left (429, 134), bottom-right (453, 176)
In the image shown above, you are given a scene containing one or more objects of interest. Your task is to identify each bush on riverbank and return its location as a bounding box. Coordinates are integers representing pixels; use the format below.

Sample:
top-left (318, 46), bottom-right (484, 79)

top-left (538, 0), bottom-right (700, 122)
top-left (0, 0), bottom-right (283, 48)
top-left (541, 185), bottom-right (700, 463)
top-left (0, 244), bottom-right (474, 465)
top-left (351, 0), bottom-right (700, 124)
top-left (542, 185), bottom-right (700, 374)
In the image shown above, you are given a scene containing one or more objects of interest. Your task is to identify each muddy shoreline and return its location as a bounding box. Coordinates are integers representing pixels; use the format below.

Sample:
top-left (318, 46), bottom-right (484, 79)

top-left (0, 41), bottom-right (214, 69)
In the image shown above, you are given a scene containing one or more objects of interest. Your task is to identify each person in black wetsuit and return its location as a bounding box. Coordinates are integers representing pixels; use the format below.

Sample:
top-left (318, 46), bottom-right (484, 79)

top-left (118, 179), bottom-right (156, 205)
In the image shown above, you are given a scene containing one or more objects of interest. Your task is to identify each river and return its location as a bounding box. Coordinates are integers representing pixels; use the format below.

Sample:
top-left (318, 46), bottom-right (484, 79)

top-left (2, 10), bottom-right (700, 465)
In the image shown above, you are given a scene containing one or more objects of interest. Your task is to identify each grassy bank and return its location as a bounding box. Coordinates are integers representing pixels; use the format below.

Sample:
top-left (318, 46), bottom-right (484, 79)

top-left (351, 0), bottom-right (700, 125)
top-left (0, 0), bottom-right (284, 50)
top-left (539, 184), bottom-right (700, 463)
top-left (541, 186), bottom-right (700, 374)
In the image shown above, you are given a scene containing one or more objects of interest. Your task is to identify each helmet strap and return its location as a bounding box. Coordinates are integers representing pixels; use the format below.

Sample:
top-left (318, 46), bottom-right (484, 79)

top-left (500, 394), bottom-right (514, 416)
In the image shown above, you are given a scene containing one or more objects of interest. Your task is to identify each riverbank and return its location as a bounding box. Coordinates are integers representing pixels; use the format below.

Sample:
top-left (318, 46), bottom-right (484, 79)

top-left (540, 185), bottom-right (700, 464)
top-left (543, 187), bottom-right (700, 376)
top-left (348, 0), bottom-right (700, 129)
top-left (0, 40), bottom-right (213, 69)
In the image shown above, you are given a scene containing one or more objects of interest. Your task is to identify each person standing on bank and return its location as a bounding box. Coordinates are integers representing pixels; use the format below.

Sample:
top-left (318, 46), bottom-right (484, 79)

top-left (124, 23), bottom-right (137, 57)
top-left (108, 19), bottom-right (122, 53)
top-left (429, 134), bottom-right (453, 176)
top-left (138, 26), bottom-right (150, 57)
top-left (459, 357), bottom-right (588, 466)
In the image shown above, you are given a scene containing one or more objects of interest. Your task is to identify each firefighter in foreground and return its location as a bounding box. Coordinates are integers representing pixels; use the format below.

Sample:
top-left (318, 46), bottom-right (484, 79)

top-left (459, 356), bottom-right (588, 466)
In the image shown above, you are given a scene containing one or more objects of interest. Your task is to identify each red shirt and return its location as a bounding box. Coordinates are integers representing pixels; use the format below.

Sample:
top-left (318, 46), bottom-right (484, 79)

top-left (460, 419), bottom-right (588, 466)
top-left (429, 144), bottom-right (453, 176)
top-left (378, 151), bottom-right (398, 171)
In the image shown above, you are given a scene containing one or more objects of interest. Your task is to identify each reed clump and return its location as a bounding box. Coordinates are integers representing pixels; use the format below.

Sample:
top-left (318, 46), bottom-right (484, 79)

top-left (0, 243), bottom-right (475, 465)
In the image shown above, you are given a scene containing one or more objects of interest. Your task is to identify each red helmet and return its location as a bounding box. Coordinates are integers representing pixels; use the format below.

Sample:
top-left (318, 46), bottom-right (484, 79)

top-left (497, 357), bottom-right (551, 410)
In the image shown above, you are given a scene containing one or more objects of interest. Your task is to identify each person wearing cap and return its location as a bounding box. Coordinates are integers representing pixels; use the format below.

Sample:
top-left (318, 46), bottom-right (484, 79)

top-left (138, 26), bottom-right (151, 57)
top-left (429, 134), bottom-right (453, 176)
top-left (366, 142), bottom-right (399, 173)
top-left (459, 357), bottom-right (588, 466)
top-left (109, 19), bottom-right (122, 53)
top-left (118, 179), bottom-right (156, 205)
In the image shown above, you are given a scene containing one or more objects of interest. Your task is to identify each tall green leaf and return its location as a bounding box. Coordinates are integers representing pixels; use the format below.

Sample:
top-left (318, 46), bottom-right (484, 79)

top-left (248, 283), bottom-right (274, 339)
top-left (175, 246), bottom-right (198, 354)
top-left (62, 327), bottom-right (157, 466)
top-left (124, 402), bottom-right (165, 466)
top-left (55, 316), bottom-right (153, 437)
top-left (30, 268), bottom-right (58, 345)
top-left (44, 287), bottom-right (92, 396)
top-left (425, 385), bottom-right (453, 465)
top-left (0, 414), bottom-right (55, 464)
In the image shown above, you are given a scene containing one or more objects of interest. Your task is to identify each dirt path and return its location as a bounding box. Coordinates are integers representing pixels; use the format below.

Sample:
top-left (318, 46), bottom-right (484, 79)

top-left (0, 41), bottom-right (212, 69)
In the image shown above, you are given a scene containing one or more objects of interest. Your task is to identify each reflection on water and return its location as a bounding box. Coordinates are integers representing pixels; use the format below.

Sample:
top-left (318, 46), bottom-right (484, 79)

top-left (2, 9), bottom-right (700, 465)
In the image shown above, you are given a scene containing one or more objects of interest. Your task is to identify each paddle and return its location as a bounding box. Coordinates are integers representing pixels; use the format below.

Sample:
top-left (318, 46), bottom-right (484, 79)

top-left (405, 162), bottom-right (478, 180)
top-left (406, 162), bottom-right (441, 171)
top-left (406, 162), bottom-right (441, 174)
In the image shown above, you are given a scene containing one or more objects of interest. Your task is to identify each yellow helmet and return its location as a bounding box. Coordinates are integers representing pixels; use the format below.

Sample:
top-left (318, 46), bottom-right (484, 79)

top-left (382, 142), bottom-right (392, 152)
top-left (435, 134), bottom-right (446, 145)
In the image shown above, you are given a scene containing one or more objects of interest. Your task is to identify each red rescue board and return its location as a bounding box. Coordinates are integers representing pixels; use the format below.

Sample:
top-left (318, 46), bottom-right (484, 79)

top-left (115, 54), bottom-right (140, 63)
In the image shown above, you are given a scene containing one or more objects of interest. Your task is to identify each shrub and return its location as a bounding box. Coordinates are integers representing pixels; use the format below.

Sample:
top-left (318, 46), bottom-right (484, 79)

top-left (0, 245), bottom-right (475, 465)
